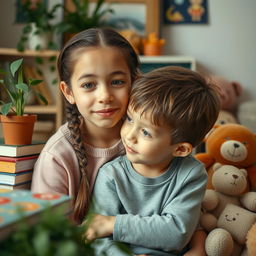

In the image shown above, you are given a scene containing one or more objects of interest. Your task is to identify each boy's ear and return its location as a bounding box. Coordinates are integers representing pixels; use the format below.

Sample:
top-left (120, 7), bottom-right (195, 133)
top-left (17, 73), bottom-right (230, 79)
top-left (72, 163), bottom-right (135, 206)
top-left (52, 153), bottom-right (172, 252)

top-left (60, 81), bottom-right (75, 104)
top-left (172, 143), bottom-right (193, 157)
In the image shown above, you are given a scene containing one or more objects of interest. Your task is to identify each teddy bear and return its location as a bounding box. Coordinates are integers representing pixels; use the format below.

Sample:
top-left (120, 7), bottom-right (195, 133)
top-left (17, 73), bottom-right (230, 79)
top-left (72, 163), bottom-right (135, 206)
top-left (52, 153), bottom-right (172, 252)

top-left (206, 75), bottom-right (243, 113)
top-left (200, 163), bottom-right (256, 232)
top-left (205, 204), bottom-right (256, 256)
top-left (195, 123), bottom-right (256, 190)
top-left (200, 163), bottom-right (256, 256)
top-left (246, 222), bottom-right (256, 256)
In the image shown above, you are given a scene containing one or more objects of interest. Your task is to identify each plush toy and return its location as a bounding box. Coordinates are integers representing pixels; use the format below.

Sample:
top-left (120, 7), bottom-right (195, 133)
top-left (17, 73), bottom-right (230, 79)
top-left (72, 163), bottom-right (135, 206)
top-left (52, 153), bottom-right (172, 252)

top-left (200, 163), bottom-right (256, 231)
top-left (207, 75), bottom-right (243, 113)
top-left (246, 222), bottom-right (256, 256)
top-left (205, 204), bottom-right (256, 256)
top-left (119, 29), bottom-right (143, 55)
top-left (195, 124), bottom-right (256, 190)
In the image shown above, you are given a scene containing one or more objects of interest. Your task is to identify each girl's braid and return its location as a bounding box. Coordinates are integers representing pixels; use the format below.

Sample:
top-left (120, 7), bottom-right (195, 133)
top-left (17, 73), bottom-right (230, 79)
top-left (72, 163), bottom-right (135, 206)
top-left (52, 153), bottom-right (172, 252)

top-left (66, 102), bottom-right (90, 223)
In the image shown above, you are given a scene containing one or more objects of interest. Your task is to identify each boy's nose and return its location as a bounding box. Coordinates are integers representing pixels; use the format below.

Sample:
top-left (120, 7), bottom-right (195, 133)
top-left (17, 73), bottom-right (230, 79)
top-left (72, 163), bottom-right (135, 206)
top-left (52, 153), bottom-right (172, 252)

top-left (125, 127), bottom-right (137, 143)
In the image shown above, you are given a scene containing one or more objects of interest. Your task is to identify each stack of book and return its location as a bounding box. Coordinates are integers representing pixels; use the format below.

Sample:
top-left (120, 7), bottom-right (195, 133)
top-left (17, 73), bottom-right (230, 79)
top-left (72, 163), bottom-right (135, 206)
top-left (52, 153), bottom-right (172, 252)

top-left (0, 140), bottom-right (45, 191)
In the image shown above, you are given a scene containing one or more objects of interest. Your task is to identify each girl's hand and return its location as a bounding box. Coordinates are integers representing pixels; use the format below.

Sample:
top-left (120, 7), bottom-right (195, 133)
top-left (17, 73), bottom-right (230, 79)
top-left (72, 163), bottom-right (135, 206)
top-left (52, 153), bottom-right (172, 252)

top-left (83, 214), bottom-right (116, 241)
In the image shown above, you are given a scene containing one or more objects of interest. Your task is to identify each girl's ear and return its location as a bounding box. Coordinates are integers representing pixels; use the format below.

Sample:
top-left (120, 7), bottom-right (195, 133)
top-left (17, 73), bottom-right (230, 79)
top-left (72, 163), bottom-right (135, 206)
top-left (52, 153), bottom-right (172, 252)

top-left (172, 143), bottom-right (193, 157)
top-left (60, 81), bottom-right (75, 104)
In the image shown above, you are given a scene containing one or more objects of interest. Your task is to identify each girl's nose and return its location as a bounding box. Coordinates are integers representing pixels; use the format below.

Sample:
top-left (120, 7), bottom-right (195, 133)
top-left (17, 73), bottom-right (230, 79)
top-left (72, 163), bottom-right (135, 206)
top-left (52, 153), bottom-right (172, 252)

top-left (98, 85), bottom-right (113, 103)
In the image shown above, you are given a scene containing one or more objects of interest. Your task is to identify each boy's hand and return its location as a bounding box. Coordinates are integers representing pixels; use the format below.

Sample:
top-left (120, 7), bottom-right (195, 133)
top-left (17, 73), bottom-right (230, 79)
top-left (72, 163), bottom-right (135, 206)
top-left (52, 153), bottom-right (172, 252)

top-left (83, 214), bottom-right (116, 241)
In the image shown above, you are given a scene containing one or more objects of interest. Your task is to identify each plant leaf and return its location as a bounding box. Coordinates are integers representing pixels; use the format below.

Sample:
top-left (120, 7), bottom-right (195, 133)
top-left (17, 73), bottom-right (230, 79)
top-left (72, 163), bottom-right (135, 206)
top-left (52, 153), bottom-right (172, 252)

top-left (16, 83), bottom-right (29, 93)
top-left (10, 58), bottom-right (23, 77)
top-left (30, 79), bottom-right (43, 86)
top-left (1, 103), bottom-right (13, 115)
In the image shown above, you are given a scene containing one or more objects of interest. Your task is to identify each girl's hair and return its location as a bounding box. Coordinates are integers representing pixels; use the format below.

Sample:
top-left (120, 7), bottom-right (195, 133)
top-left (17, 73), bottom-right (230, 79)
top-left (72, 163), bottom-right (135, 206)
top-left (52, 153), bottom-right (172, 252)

top-left (57, 27), bottom-right (139, 223)
top-left (129, 66), bottom-right (221, 147)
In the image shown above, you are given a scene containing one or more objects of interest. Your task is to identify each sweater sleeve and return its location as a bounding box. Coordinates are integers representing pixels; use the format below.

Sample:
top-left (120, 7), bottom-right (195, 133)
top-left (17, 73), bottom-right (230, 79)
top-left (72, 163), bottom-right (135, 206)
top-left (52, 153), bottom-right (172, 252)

top-left (113, 164), bottom-right (207, 252)
top-left (31, 151), bottom-right (69, 195)
top-left (91, 168), bottom-right (131, 255)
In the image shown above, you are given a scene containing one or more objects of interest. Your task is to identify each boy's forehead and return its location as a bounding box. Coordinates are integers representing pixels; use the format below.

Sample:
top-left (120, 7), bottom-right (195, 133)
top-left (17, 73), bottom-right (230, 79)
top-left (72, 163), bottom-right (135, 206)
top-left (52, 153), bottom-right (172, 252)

top-left (127, 106), bottom-right (167, 128)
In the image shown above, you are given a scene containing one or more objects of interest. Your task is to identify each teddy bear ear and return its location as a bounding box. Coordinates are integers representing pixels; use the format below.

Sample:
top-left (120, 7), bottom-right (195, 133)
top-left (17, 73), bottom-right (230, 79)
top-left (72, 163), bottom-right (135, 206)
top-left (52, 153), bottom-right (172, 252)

top-left (213, 162), bottom-right (222, 171)
top-left (240, 169), bottom-right (247, 177)
top-left (231, 81), bottom-right (243, 97)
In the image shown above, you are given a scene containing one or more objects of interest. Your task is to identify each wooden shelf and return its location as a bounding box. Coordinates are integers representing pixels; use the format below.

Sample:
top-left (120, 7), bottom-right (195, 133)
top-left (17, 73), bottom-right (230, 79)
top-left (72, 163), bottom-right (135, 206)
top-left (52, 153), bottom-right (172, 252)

top-left (0, 48), bottom-right (59, 58)
top-left (25, 105), bottom-right (58, 114)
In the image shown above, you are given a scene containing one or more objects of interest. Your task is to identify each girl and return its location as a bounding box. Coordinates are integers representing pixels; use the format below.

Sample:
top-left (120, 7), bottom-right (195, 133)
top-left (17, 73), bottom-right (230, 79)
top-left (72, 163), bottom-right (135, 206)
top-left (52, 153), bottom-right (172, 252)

top-left (31, 27), bottom-right (139, 224)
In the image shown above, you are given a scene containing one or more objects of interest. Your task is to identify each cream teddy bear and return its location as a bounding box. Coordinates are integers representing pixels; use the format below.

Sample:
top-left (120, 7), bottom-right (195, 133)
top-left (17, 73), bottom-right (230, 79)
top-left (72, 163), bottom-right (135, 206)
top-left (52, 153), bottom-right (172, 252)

top-left (200, 163), bottom-right (256, 256)
top-left (205, 204), bottom-right (256, 256)
top-left (200, 163), bottom-right (256, 232)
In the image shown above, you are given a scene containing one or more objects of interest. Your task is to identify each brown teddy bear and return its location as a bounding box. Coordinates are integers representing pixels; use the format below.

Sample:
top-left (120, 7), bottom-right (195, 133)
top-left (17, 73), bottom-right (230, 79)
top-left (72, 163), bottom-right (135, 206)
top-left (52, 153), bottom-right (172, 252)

top-left (195, 124), bottom-right (256, 190)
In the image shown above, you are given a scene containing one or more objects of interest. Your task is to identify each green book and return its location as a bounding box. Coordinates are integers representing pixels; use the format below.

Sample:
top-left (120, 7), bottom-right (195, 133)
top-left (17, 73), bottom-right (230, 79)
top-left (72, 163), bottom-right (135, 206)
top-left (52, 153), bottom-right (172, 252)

top-left (0, 139), bottom-right (45, 157)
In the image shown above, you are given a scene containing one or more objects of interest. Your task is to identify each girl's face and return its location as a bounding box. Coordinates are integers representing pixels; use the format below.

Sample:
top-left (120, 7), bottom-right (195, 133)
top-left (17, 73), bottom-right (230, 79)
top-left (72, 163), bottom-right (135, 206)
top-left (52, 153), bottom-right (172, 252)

top-left (61, 46), bottom-right (132, 131)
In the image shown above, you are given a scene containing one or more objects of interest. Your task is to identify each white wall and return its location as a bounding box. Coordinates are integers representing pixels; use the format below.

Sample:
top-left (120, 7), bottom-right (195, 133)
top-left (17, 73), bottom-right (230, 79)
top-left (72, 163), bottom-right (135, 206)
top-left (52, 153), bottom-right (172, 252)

top-left (162, 0), bottom-right (256, 102)
top-left (0, 0), bottom-right (255, 102)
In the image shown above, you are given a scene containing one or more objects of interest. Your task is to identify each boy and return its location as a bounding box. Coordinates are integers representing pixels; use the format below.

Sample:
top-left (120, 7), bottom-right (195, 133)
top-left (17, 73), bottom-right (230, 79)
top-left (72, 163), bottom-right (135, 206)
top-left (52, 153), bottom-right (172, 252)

top-left (87, 66), bottom-right (220, 255)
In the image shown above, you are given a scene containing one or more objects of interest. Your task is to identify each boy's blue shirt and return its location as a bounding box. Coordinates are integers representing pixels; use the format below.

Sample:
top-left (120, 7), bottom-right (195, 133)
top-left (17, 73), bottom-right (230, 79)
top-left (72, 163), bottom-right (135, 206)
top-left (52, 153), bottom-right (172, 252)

top-left (91, 154), bottom-right (207, 256)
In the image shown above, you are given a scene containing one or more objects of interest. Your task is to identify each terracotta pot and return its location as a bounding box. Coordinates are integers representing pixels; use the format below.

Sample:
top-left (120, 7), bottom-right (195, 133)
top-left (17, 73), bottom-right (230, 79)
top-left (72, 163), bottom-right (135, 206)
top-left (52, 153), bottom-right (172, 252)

top-left (0, 114), bottom-right (37, 145)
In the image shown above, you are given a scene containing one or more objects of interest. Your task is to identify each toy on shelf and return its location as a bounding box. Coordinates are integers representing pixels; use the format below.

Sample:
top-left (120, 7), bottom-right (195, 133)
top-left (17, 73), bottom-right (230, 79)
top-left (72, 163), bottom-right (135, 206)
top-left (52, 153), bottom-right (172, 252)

top-left (142, 33), bottom-right (165, 56)
top-left (195, 124), bottom-right (256, 190)
top-left (119, 29), bottom-right (142, 55)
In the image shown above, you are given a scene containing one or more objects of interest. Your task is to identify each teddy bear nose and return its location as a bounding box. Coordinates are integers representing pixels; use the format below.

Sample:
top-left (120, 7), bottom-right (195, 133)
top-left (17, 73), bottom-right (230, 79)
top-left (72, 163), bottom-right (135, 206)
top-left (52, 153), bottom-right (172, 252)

top-left (232, 174), bottom-right (238, 179)
top-left (233, 143), bottom-right (240, 148)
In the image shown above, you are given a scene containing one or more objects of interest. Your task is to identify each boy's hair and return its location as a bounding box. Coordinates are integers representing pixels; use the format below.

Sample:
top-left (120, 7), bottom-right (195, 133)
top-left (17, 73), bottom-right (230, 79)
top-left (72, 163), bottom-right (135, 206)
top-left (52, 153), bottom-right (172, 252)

top-left (129, 66), bottom-right (220, 147)
top-left (57, 27), bottom-right (139, 223)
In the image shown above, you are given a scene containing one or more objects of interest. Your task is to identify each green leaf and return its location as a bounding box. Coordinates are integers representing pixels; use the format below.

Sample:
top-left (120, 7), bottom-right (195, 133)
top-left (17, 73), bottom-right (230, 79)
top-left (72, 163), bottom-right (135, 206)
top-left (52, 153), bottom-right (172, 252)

top-left (37, 93), bottom-right (48, 105)
top-left (10, 58), bottom-right (23, 77)
top-left (1, 103), bottom-right (13, 115)
top-left (16, 83), bottom-right (29, 93)
top-left (30, 79), bottom-right (43, 86)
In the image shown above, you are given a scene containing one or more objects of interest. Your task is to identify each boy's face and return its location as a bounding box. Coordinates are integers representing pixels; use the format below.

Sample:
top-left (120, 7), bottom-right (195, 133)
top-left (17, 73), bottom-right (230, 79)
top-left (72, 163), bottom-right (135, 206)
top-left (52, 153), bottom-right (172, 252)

top-left (121, 107), bottom-right (179, 174)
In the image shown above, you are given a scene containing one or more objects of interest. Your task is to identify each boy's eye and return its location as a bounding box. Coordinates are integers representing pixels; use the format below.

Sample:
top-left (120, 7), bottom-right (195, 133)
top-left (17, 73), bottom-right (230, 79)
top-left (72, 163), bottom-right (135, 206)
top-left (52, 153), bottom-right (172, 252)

top-left (126, 115), bottom-right (133, 123)
top-left (82, 82), bottom-right (95, 89)
top-left (112, 80), bottom-right (124, 86)
top-left (142, 128), bottom-right (151, 137)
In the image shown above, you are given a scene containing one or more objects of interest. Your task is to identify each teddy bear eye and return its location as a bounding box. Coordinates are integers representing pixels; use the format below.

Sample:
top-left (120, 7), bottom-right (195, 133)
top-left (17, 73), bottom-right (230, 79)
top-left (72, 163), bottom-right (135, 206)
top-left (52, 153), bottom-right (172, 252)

top-left (225, 137), bottom-right (231, 140)
top-left (233, 218), bottom-right (236, 221)
top-left (243, 141), bottom-right (248, 146)
top-left (224, 172), bottom-right (228, 175)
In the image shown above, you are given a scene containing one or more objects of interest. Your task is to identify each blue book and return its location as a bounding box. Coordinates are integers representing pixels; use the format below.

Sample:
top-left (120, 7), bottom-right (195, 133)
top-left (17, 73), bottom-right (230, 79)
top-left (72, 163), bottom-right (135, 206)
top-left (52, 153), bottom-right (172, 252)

top-left (0, 190), bottom-right (72, 241)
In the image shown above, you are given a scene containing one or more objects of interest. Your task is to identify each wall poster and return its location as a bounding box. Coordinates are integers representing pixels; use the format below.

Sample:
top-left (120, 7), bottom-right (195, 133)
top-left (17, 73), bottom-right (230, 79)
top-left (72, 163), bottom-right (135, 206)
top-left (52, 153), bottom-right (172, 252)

top-left (164, 0), bottom-right (208, 25)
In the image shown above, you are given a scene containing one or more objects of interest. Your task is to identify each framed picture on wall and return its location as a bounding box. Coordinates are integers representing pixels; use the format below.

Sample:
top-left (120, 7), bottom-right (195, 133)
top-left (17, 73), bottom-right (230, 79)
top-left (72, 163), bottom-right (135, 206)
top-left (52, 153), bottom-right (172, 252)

top-left (139, 56), bottom-right (196, 73)
top-left (163, 0), bottom-right (208, 25)
top-left (65, 0), bottom-right (160, 36)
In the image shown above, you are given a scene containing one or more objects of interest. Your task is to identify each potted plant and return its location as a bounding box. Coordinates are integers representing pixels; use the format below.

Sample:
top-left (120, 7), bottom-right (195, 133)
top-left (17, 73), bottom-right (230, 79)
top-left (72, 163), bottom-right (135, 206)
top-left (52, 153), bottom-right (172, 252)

top-left (0, 58), bottom-right (47, 145)
top-left (56, 0), bottom-right (114, 43)
top-left (17, 0), bottom-right (61, 51)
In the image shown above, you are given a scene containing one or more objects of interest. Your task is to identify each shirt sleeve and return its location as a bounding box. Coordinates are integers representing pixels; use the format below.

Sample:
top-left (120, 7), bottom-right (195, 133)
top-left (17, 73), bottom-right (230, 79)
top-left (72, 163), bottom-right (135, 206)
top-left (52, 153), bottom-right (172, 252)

top-left (113, 164), bottom-right (207, 252)
top-left (91, 168), bottom-right (131, 255)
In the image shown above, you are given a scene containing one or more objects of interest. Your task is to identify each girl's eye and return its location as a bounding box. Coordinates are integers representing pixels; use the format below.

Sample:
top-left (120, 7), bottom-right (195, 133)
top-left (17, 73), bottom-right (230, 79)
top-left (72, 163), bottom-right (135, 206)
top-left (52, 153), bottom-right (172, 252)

top-left (142, 128), bottom-right (151, 137)
top-left (112, 80), bottom-right (124, 87)
top-left (82, 82), bottom-right (95, 89)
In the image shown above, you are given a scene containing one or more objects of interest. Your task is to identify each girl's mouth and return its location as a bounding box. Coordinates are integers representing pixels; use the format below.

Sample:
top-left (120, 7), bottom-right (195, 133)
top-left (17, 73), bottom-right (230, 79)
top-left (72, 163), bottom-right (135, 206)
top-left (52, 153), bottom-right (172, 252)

top-left (94, 108), bottom-right (118, 117)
